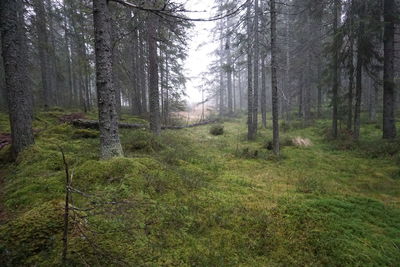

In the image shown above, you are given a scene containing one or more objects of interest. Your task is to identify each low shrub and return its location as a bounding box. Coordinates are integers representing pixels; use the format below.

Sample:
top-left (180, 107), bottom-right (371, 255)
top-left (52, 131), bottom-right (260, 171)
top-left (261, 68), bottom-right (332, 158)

top-left (210, 124), bottom-right (224, 136)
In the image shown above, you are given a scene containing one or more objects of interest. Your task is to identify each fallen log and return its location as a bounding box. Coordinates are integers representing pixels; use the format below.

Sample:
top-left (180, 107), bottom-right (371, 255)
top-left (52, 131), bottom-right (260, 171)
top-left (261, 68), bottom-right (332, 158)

top-left (71, 119), bottom-right (146, 129)
top-left (70, 119), bottom-right (219, 130)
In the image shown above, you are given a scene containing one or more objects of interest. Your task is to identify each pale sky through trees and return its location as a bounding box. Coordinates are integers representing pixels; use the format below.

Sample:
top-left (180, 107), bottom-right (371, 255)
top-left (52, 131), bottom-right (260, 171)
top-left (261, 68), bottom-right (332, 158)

top-left (182, 0), bottom-right (218, 104)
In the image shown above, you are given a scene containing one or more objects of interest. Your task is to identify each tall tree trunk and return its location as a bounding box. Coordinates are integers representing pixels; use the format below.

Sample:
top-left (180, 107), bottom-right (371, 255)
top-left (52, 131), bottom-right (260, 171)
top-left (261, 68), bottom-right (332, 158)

top-left (165, 53), bottom-right (170, 124)
top-left (219, 20), bottom-right (225, 117)
top-left (383, 0), bottom-right (397, 139)
top-left (238, 67), bottom-right (242, 111)
top-left (261, 57), bottom-right (267, 128)
top-left (270, 0), bottom-right (280, 156)
top-left (347, 3), bottom-right (354, 131)
top-left (1, 0), bottom-right (35, 158)
top-left (226, 19), bottom-right (233, 115)
top-left (147, 13), bottom-right (161, 135)
top-left (33, 0), bottom-right (51, 110)
top-left (93, 0), bottom-right (123, 159)
top-left (252, 0), bottom-right (260, 136)
top-left (62, 0), bottom-right (73, 108)
top-left (139, 29), bottom-right (147, 114)
top-left (354, 2), bottom-right (365, 140)
top-left (111, 20), bottom-right (122, 118)
top-left (332, 0), bottom-right (339, 138)
top-left (246, 0), bottom-right (254, 140)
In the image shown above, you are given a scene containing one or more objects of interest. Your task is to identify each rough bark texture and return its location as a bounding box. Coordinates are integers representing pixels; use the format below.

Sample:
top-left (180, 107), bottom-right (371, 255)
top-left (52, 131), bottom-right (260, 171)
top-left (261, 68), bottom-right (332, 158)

top-left (382, 0), bottom-right (397, 139)
top-left (1, 0), bottom-right (35, 158)
top-left (270, 0), bottom-right (280, 156)
top-left (93, 0), bottom-right (123, 159)
top-left (247, 0), bottom-right (255, 140)
top-left (147, 13), bottom-right (161, 135)
top-left (332, 0), bottom-right (339, 138)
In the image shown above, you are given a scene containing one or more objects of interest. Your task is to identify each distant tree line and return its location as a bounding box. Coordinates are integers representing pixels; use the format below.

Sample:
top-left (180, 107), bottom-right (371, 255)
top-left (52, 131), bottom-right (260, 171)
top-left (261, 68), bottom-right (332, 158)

top-left (207, 0), bottom-right (399, 154)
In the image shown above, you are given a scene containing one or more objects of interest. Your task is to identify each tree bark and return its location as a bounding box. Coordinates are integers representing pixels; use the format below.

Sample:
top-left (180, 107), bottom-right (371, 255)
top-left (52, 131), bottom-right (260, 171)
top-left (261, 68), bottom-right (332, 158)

top-left (354, 2), bottom-right (365, 140)
top-left (252, 0), bottom-right (260, 136)
top-left (147, 12), bottom-right (161, 135)
top-left (347, 2), bottom-right (354, 131)
top-left (1, 0), bottom-right (35, 158)
top-left (246, 0), bottom-right (255, 140)
top-left (270, 0), bottom-right (280, 156)
top-left (383, 0), bottom-right (397, 139)
top-left (226, 18), bottom-right (233, 115)
top-left (93, 0), bottom-right (123, 159)
top-left (332, 0), bottom-right (339, 138)
top-left (261, 57), bottom-right (267, 128)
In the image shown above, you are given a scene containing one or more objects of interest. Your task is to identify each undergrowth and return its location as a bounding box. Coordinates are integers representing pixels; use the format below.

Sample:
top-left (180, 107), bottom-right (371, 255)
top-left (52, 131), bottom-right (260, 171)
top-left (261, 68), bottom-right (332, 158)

top-left (0, 112), bottom-right (399, 266)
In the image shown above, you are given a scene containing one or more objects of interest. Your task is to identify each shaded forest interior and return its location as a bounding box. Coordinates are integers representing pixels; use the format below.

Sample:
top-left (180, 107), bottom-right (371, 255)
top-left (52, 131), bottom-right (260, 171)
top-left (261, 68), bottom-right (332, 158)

top-left (0, 0), bottom-right (399, 266)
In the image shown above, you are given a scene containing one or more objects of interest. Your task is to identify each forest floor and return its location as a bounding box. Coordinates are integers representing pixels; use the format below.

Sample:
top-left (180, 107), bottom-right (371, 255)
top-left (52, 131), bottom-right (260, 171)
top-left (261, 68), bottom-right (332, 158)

top-left (0, 110), bottom-right (399, 266)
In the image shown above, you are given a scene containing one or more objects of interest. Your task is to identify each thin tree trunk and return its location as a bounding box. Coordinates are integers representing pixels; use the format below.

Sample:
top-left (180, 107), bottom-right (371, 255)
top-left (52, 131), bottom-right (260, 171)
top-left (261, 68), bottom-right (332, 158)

top-left (247, 0), bottom-right (254, 140)
top-left (261, 57), bottom-right (267, 128)
top-left (270, 0), bottom-right (280, 156)
top-left (139, 29), bottom-right (147, 114)
top-left (332, 0), bottom-right (339, 138)
top-left (383, 0), bottom-right (397, 139)
top-left (354, 2), bottom-right (365, 140)
top-left (147, 13), bottom-right (161, 135)
top-left (252, 0), bottom-right (260, 136)
top-left (1, 0), bottom-right (35, 158)
top-left (347, 3), bottom-right (354, 131)
top-left (93, 0), bottom-right (123, 159)
top-left (219, 19), bottom-right (225, 117)
top-left (226, 20), bottom-right (233, 115)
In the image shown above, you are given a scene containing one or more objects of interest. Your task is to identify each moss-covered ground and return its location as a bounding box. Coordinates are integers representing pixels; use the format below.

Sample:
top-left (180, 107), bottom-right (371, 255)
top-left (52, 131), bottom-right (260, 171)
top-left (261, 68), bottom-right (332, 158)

top-left (0, 111), bottom-right (399, 266)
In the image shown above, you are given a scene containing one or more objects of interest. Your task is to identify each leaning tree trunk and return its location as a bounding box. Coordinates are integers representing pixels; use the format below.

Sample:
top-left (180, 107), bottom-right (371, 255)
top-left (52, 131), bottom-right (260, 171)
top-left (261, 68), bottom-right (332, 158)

top-left (246, 0), bottom-right (255, 140)
top-left (383, 0), bottom-right (397, 139)
top-left (270, 0), bottom-right (280, 156)
top-left (93, 0), bottom-right (123, 159)
top-left (147, 12), bottom-right (161, 135)
top-left (1, 0), bottom-right (35, 158)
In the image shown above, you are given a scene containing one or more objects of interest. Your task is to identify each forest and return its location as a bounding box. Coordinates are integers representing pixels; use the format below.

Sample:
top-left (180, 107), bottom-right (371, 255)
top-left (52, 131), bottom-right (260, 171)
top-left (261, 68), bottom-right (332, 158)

top-left (0, 0), bottom-right (399, 265)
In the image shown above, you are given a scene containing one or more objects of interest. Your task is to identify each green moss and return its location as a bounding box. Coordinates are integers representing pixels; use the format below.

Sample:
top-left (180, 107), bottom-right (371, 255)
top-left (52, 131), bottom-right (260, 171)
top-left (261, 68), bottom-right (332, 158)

top-left (269, 196), bottom-right (400, 266)
top-left (1, 111), bottom-right (400, 266)
top-left (0, 200), bottom-right (64, 266)
top-left (72, 129), bottom-right (99, 139)
top-left (73, 157), bottom-right (149, 188)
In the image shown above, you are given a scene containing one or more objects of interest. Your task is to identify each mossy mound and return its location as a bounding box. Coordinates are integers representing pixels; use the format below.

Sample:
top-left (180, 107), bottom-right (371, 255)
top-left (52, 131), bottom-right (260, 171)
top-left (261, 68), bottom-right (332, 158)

top-left (210, 124), bottom-right (224, 136)
top-left (0, 200), bottom-right (64, 266)
top-left (74, 157), bottom-right (149, 185)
